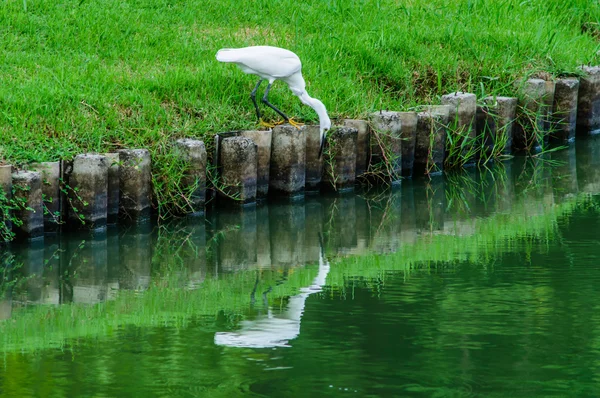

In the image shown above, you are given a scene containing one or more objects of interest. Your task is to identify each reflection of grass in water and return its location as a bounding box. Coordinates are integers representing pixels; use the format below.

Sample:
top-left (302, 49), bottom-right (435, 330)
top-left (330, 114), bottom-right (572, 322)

top-left (445, 171), bottom-right (480, 215)
top-left (326, 192), bottom-right (590, 288)
top-left (0, 191), bottom-right (593, 353)
top-left (0, 263), bottom-right (318, 353)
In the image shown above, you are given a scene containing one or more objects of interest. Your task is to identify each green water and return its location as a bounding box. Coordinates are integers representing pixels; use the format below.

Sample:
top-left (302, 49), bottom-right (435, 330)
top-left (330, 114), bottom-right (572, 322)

top-left (1, 140), bottom-right (600, 397)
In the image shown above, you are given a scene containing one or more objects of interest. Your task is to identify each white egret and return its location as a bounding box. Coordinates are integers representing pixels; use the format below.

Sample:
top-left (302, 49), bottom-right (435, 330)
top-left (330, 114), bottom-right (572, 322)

top-left (216, 45), bottom-right (331, 156)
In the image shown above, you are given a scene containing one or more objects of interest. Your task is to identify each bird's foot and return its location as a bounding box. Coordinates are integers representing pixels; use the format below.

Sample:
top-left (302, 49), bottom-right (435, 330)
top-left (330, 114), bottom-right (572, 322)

top-left (286, 117), bottom-right (304, 130)
top-left (259, 118), bottom-right (276, 128)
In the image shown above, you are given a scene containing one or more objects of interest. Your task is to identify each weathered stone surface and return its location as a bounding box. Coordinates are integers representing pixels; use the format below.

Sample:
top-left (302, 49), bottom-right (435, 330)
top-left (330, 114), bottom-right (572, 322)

top-left (513, 78), bottom-right (555, 153)
top-left (479, 96), bottom-right (518, 155)
top-left (551, 78), bottom-right (580, 146)
top-left (322, 126), bottom-right (358, 192)
top-left (29, 161), bottom-right (61, 230)
top-left (441, 92), bottom-right (477, 163)
top-left (398, 112), bottom-right (418, 177)
top-left (369, 111), bottom-right (402, 182)
top-left (118, 149), bottom-right (152, 221)
top-left (414, 105), bottom-right (451, 175)
top-left (66, 154), bottom-right (109, 228)
top-left (0, 165), bottom-right (11, 196)
top-left (12, 170), bottom-right (44, 239)
top-left (104, 153), bottom-right (120, 223)
top-left (219, 136), bottom-right (257, 204)
top-left (305, 125), bottom-right (323, 192)
top-left (0, 165), bottom-right (12, 237)
top-left (237, 130), bottom-right (272, 198)
top-left (174, 139), bottom-right (207, 213)
top-left (342, 119), bottom-right (369, 177)
top-left (576, 66), bottom-right (600, 135)
top-left (270, 124), bottom-right (306, 197)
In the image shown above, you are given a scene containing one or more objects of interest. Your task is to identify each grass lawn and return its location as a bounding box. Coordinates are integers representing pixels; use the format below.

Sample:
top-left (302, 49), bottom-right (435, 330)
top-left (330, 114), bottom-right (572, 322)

top-left (1, 0), bottom-right (599, 214)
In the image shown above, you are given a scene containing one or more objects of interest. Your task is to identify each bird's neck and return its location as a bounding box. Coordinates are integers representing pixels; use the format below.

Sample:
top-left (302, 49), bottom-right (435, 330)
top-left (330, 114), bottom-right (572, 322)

top-left (299, 92), bottom-right (331, 136)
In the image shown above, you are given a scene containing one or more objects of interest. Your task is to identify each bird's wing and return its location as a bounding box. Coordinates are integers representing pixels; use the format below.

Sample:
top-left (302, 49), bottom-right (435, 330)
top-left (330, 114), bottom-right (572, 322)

top-left (228, 46), bottom-right (302, 78)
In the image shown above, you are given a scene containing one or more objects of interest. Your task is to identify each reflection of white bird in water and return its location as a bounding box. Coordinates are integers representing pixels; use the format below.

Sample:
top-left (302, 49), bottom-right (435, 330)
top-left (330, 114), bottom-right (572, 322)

top-left (214, 237), bottom-right (330, 348)
top-left (216, 45), bottom-right (331, 156)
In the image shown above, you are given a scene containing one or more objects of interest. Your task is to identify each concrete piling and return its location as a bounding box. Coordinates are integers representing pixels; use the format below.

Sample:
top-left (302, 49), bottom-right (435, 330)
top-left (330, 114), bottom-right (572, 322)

top-left (104, 153), bottom-right (120, 223)
top-left (397, 112), bottom-right (418, 177)
top-left (118, 149), bottom-right (152, 221)
top-left (238, 130), bottom-right (272, 198)
top-left (66, 154), bottom-right (109, 229)
top-left (551, 77), bottom-right (580, 146)
top-left (513, 78), bottom-right (555, 153)
top-left (414, 105), bottom-right (451, 175)
top-left (342, 119), bottom-right (370, 177)
top-left (173, 139), bottom-right (207, 213)
top-left (11, 170), bottom-right (44, 239)
top-left (478, 96), bottom-right (518, 156)
top-left (476, 104), bottom-right (495, 157)
top-left (218, 136), bottom-right (257, 205)
top-left (29, 162), bottom-right (61, 231)
top-left (0, 165), bottom-right (11, 197)
top-left (0, 164), bottom-right (12, 237)
top-left (441, 92), bottom-right (477, 164)
top-left (305, 125), bottom-right (323, 192)
top-left (369, 111), bottom-right (403, 183)
top-left (270, 124), bottom-right (306, 198)
top-left (543, 80), bottom-right (556, 133)
top-left (322, 126), bottom-right (358, 192)
top-left (576, 66), bottom-right (600, 135)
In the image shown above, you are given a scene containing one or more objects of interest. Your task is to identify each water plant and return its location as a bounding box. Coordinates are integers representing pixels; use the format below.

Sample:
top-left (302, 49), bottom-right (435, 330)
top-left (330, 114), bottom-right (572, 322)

top-left (0, 188), bottom-right (20, 243)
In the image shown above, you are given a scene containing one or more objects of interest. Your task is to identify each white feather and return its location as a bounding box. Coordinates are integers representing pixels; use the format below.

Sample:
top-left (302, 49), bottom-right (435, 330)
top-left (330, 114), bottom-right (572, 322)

top-left (216, 45), bottom-right (331, 150)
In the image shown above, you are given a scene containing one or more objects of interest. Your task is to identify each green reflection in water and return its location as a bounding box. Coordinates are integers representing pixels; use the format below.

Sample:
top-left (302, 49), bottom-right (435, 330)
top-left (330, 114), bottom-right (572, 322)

top-left (0, 140), bottom-right (599, 396)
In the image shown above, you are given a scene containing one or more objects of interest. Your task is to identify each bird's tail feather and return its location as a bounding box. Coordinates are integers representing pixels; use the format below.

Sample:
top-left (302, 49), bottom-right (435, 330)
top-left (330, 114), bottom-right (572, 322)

top-left (216, 49), bottom-right (241, 63)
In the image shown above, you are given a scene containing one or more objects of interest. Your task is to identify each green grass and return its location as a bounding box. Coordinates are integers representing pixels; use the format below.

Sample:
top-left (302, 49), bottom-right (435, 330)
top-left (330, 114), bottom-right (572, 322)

top-left (1, 0), bottom-right (600, 214)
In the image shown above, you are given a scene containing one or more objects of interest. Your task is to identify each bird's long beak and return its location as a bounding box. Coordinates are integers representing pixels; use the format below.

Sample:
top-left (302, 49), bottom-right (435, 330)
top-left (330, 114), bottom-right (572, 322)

top-left (318, 137), bottom-right (325, 159)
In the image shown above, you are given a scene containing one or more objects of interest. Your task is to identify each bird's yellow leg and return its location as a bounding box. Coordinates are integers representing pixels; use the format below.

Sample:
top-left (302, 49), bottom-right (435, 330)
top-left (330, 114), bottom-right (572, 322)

top-left (259, 118), bottom-right (276, 128)
top-left (287, 117), bottom-right (304, 129)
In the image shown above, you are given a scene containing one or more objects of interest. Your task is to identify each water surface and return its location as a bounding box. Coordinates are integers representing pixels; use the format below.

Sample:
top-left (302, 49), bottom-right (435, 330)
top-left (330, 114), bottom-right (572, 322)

top-left (1, 139), bottom-right (600, 397)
